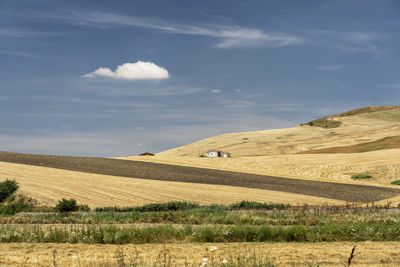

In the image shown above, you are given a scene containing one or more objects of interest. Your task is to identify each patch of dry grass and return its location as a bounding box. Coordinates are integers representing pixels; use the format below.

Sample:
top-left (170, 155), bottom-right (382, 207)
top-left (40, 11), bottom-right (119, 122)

top-left (363, 108), bottom-right (400, 121)
top-left (300, 135), bottom-right (400, 154)
top-left (125, 148), bottom-right (400, 187)
top-left (0, 242), bottom-right (399, 266)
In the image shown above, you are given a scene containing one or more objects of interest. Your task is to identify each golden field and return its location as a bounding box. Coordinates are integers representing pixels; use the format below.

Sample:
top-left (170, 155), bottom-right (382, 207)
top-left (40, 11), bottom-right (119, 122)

top-left (1, 107), bottom-right (400, 206)
top-left (0, 242), bottom-right (399, 266)
top-left (123, 108), bottom-right (400, 190)
top-left (158, 109), bottom-right (400, 157)
top-left (0, 161), bottom-right (344, 207)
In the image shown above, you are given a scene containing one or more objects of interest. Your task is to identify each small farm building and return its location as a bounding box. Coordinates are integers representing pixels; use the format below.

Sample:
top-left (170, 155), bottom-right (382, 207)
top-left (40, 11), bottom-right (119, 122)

top-left (206, 150), bottom-right (231, 158)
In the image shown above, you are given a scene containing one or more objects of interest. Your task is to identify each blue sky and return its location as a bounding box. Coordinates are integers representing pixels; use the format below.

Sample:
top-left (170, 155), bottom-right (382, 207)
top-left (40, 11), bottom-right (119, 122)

top-left (1, 0), bottom-right (400, 156)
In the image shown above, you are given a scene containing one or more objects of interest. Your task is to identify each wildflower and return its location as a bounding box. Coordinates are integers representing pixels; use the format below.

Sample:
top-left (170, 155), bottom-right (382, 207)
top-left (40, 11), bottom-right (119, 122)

top-left (222, 259), bottom-right (228, 264)
top-left (210, 246), bottom-right (217, 252)
top-left (202, 257), bottom-right (208, 262)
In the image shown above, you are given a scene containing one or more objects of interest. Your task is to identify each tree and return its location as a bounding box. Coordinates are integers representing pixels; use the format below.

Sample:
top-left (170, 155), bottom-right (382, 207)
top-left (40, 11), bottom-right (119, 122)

top-left (55, 198), bottom-right (78, 212)
top-left (0, 179), bottom-right (19, 203)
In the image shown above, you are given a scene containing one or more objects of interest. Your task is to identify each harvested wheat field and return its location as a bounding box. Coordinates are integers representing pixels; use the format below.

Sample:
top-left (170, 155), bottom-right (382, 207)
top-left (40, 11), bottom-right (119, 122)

top-left (125, 107), bottom-right (400, 186)
top-left (0, 152), bottom-right (398, 203)
top-left (125, 148), bottom-right (400, 186)
top-left (0, 161), bottom-right (346, 207)
top-left (0, 242), bottom-right (399, 266)
top-left (158, 107), bottom-right (400, 157)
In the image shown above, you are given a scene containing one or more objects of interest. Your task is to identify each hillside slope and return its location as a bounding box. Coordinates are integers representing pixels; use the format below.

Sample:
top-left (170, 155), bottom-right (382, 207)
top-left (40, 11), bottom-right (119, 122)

top-left (158, 106), bottom-right (400, 157)
top-left (125, 106), bottom-right (400, 186)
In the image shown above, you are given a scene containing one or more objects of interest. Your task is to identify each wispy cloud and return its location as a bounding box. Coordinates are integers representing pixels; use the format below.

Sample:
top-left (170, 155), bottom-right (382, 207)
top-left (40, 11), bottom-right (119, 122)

top-left (211, 89), bottom-right (222, 93)
top-left (0, 28), bottom-right (40, 38)
top-left (310, 30), bottom-right (383, 56)
top-left (44, 11), bottom-right (303, 49)
top-left (0, 49), bottom-right (37, 58)
top-left (0, 27), bottom-right (62, 38)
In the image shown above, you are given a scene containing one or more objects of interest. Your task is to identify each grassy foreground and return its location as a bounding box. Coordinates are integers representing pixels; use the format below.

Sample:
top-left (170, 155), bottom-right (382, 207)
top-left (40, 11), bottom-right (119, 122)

top-left (2, 199), bottom-right (400, 265)
top-left (1, 223), bottom-right (400, 243)
top-left (2, 201), bottom-right (400, 244)
top-left (0, 223), bottom-right (400, 244)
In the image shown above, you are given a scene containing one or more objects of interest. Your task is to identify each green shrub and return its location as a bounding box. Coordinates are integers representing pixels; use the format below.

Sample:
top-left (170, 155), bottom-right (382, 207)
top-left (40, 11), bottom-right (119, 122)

top-left (78, 204), bottom-right (91, 212)
top-left (55, 198), bottom-right (78, 212)
top-left (351, 174), bottom-right (373, 179)
top-left (95, 201), bottom-right (200, 213)
top-left (0, 179), bottom-right (19, 203)
top-left (391, 180), bottom-right (400, 185)
top-left (0, 201), bottom-right (31, 215)
top-left (229, 200), bottom-right (290, 210)
top-left (135, 202), bottom-right (199, 212)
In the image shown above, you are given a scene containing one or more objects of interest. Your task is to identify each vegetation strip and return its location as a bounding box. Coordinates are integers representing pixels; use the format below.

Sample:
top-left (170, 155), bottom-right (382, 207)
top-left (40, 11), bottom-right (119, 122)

top-left (1, 223), bottom-right (400, 243)
top-left (7, 208), bottom-right (400, 226)
top-left (0, 151), bottom-right (399, 203)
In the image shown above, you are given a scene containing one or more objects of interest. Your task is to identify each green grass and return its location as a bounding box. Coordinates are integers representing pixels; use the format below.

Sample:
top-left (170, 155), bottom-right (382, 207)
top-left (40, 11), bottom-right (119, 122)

top-left (351, 174), bottom-right (373, 179)
top-left (1, 222), bottom-right (400, 244)
top-left (6, 204), bottom-right (400, 226)
top-left (94, 201), bottom-right (291, 213)
top-left (391, 180), bottom-right (400, 185)
top-left (2, 200), bottom-right (400, 244)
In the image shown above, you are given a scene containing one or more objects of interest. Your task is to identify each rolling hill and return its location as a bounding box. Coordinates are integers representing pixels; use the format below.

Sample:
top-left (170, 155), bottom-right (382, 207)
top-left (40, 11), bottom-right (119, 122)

top-left (157, 106), bottom-right (400, 157)
top-left (1, 106), bottom-right (400, 207)
top-left (124, 106), bottom-right (400, 187)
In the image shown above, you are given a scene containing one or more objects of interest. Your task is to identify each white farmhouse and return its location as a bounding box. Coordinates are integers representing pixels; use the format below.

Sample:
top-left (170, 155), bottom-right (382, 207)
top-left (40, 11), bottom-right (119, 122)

top-left (206, 150), bottom-right (231, 158)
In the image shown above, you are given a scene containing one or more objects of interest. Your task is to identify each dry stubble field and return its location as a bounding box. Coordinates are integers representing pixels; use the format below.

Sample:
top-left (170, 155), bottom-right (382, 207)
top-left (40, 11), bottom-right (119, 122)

top-left (0, 242), bottom-right (399, 266)
top-left (147, 108), bottom-right (400, 186)
top-left (0, 161), bottom-right (345, 207)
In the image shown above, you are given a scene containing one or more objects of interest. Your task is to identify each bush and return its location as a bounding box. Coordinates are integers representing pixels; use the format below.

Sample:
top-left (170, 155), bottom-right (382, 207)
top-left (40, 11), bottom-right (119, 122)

top-left (0, 201), bottom-right (32, 215)
top-left (95, 201), bottom-right (200, 213)
top-left (351, 174), bottom-right (373, 179)
top-left (55, 198), bottom-right (78, 212)
top-left (229, 200), bottom-right (291, 210)
top-left (78, 204), bottom-right (91, 212)
top-left (0, 179), bottom-right (19, 203)
top-left (391, 180), bottom-right (400, 185)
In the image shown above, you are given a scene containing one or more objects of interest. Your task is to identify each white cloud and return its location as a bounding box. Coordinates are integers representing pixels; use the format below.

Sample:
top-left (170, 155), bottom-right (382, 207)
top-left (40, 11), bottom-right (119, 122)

top-left (84, 61), bottom-right (169, 80)
top-left (49, 11), bottom-right (302, 49)
top-left (211, 89), bottom-right (222, 93)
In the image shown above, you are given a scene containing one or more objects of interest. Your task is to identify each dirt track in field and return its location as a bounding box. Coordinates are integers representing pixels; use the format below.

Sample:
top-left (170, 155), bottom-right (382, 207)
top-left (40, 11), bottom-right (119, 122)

top-left (0, 151), bottom-right (399, 203)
